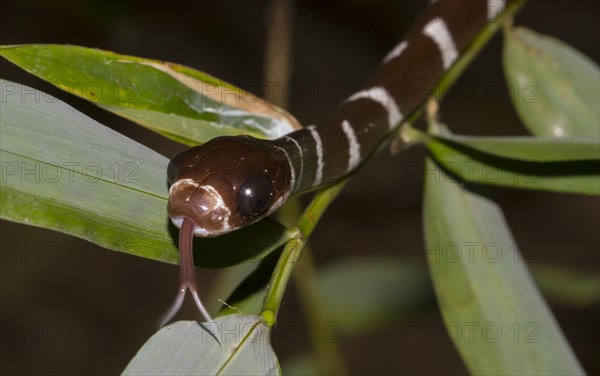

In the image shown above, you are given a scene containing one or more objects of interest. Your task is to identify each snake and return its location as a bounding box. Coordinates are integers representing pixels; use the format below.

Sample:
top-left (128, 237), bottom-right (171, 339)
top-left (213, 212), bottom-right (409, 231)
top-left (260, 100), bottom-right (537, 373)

top-left (160, 0), bottom-right (512, 325)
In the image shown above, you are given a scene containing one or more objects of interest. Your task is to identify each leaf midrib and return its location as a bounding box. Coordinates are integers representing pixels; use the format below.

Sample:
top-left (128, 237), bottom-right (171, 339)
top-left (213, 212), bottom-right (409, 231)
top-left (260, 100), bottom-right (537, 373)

top-left (0, 148), bottom-right (168, 200)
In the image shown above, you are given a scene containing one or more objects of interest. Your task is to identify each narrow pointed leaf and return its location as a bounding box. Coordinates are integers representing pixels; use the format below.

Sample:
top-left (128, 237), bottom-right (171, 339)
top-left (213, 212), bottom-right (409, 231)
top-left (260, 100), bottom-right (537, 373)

top-left (423, 157), bottom-right (583, 374)
top-left (504, 27), bottom-right (600, 137)
top-left (123, 315), bottom-right (280, 375)
top-left (425, 135), bottom-right (599, 195)
top-left (432, 135), bottom-right (600, 162)
top-left (0, 44), bottom-right (300, 145)
top-left (0, 79), bottom-right (293, 267)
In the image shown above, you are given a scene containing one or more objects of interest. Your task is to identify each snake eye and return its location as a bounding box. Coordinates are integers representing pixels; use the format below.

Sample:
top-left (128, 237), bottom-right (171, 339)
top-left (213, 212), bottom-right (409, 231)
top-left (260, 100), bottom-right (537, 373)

top-left (238, 175), bottom-right (273, 217)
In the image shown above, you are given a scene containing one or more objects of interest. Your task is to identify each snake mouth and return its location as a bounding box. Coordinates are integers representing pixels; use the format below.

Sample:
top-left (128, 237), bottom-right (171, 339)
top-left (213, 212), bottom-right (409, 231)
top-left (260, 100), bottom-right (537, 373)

top-left (168, 179), bottom-right (232, 237)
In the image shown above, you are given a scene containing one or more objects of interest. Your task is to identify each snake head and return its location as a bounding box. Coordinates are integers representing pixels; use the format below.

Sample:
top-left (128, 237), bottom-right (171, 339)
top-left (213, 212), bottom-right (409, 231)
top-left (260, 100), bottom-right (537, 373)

top-left (167, 136), bottom-right (292, 237)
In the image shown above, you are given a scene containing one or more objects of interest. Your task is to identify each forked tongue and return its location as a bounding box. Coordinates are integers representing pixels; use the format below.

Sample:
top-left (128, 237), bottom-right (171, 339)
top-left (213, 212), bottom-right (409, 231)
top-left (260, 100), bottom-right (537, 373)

top-left (158, 218), bottom-right (213, 327)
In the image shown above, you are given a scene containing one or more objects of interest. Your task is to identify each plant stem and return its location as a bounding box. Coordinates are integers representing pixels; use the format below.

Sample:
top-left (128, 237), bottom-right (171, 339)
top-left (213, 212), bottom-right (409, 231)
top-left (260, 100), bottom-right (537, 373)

top-left (261, 179), bottom-right (348, 325)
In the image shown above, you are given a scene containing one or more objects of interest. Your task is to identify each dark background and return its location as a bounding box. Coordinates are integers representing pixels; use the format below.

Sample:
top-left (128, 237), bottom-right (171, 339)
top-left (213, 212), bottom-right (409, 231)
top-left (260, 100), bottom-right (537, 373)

top-left (1, 0), bottom-right (598, 374)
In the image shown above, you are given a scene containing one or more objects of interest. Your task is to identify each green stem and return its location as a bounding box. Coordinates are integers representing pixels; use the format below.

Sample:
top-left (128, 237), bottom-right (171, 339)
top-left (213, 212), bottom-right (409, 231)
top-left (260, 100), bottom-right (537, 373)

top-left (261, 179), bottom-right (348, 326)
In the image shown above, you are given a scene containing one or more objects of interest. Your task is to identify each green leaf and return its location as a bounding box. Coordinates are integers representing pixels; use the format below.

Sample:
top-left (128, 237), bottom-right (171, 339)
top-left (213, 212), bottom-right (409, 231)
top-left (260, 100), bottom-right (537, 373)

top-left (425, 134), bottom-right (600, 195)
top-left (432, 134), bottom-right (600, 162)
top-left (317, 258), bottom-right (433, 334)
top-left (504, 27), bottom-right (600, 137)
top-left (423, 157), bottom-right (583, 374)
top-left (0, 44), bottom-right (300, 145)
top-left (123, 315), bottom-right (280, 375)
top-left (0, 79), bottom-right (293, 267)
